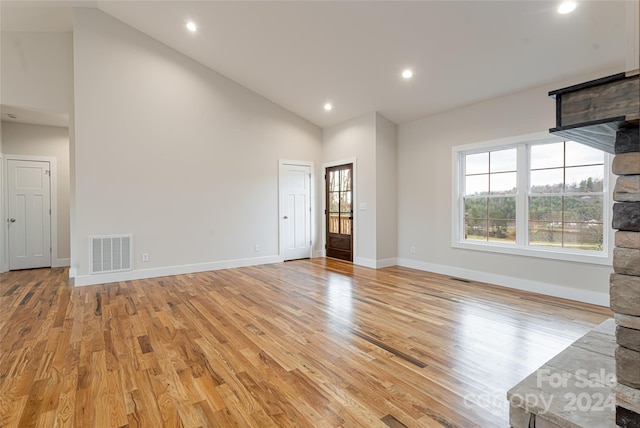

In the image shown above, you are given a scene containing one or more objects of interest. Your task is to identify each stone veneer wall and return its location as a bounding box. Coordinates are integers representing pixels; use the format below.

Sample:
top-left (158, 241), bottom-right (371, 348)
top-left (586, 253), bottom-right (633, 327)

top-left (610, 126), bottom-right (640, 428)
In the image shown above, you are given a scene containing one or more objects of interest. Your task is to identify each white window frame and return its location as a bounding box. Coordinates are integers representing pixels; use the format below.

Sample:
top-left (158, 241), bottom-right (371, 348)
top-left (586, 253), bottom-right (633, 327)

top-left (452, 132), bottom-right (613, 266)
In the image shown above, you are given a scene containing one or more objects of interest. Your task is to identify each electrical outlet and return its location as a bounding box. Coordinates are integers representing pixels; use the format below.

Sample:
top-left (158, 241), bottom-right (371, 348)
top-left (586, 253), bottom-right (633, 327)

top-left (142, 253), bottom-right (149, 262)
top-left (410, 246), bottom-right (416, 254)
top-left (255, 244), bottom-right (260, 252)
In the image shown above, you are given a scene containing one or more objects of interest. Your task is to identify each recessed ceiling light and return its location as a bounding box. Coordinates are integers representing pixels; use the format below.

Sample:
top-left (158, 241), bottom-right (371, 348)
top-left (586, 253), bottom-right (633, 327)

top-left (558, 1), bottom-right (577, 14)
top-left (186, 21), bottom-right (197, 32)
top-left (402, 69), bottom-right (413, 79)
top-left (324, 103), bottom-right (333, 111)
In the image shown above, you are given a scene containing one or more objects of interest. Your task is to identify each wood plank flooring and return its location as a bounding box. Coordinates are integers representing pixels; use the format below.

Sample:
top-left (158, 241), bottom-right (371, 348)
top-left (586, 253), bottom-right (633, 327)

top-left (0, 259), bottom-right (611, 427)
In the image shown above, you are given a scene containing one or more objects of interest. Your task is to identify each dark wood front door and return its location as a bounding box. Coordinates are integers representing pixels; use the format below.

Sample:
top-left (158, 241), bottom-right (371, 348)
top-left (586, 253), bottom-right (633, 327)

top-left (325, 164), bottom-right (353, 262)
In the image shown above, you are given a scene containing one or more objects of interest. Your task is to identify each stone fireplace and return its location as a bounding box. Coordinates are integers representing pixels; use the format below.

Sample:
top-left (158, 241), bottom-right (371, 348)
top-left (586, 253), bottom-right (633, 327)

top-left (611, 126), bottom-right (640, 427)
top-left (549, 71), bottom-right (640, 427)
top-left (508, 71), bottom-right (639, 427)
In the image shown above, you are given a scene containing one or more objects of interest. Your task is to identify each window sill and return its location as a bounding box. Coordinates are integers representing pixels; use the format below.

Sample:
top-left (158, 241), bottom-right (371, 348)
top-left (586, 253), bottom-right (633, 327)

top-left (452, 240), bottom-right (612, 266)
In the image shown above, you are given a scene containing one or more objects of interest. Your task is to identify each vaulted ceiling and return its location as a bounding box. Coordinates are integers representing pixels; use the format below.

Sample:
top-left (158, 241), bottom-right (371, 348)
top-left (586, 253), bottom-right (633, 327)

top-left (1, 1), bottom-right (628, 128)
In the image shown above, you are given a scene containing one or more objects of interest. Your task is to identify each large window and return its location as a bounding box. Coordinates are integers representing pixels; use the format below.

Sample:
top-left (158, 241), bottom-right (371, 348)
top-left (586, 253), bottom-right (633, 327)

top-left (454, 134), bottom-right (611, 264)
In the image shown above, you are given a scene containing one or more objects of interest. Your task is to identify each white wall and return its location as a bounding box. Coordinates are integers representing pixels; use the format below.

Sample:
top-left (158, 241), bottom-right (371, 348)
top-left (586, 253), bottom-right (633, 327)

top-left (375, 112), bottom-right (397, 264)
top-left (1, 8), bottom-right (620, 306)
top-left (0, 117), bottom-right (3, 271)
top-left (0, 119), bottom-right (3, 270)
top-left (627, 0), bottom-right (639, 71)
top-left (322, 111), bottom-right (398, 267)
top-left (2, 121), bottom-right (70, 266)
top-left (72, 9), bottom-right (322, 284)
top-left (397, 69), bottom-right (621, 306)
top-left (1, 31), bottom-right (73, 115)
top-left (323, 112), bottom-right (377, 265)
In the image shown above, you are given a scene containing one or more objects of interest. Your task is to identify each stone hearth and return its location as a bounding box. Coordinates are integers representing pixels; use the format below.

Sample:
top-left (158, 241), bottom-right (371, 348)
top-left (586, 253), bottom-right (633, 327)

top-left (508, 319), bottom-right (617, 428)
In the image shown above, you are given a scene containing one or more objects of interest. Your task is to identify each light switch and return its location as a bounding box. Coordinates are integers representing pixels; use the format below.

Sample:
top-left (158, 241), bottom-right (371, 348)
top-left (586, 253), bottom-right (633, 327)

top-left (359, 203), bottom-right (367, 210)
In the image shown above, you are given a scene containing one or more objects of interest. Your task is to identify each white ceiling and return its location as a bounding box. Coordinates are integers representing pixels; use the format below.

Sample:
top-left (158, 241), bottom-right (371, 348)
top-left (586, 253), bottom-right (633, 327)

top-left (1, 1), bottom-right (628, 128)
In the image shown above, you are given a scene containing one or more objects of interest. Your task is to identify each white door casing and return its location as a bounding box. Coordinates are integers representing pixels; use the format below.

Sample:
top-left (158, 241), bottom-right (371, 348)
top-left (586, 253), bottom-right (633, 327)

top-left (280, 163), bottom-right (312, 261)
top-left (8, 159), bottom-right (52, 270)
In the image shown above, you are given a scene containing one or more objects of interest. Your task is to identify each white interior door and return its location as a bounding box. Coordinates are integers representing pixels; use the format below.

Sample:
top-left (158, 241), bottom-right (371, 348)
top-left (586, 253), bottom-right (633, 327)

top-left (281, 163), bottom-right (312, 261)
top-left (8, 160), bottom-right (52, 270)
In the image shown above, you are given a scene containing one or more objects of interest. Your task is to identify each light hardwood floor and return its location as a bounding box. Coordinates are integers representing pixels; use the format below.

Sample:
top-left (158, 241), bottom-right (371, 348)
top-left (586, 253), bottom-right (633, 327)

top-left (0, 259), bottom-right (611, 427)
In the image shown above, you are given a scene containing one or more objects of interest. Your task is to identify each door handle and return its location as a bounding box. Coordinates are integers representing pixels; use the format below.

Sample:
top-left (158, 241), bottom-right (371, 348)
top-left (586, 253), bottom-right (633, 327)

top-left (283, 216), bottom-right (288, 219)
top-left (9, 218), bottom-right (16, 223)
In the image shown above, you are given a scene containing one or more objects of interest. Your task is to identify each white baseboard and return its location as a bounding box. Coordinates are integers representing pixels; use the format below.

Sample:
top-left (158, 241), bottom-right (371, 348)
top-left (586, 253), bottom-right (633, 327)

top-left (71, 253), bottom-right (607, 306)
top-left (376, 258), bottom-right (397, 268)
top-left (73, 255), bottom-right (283, 287)
top-left (313, 250), bottom-right (326, 258)
top-left (345, 257), bottom-right (397, 268)
top-left (53, 258), bottom-right (70, 268)
top-left (396, 258), bottom-right (609, 307)
top-left (354, 257), bottom-right (377, 269)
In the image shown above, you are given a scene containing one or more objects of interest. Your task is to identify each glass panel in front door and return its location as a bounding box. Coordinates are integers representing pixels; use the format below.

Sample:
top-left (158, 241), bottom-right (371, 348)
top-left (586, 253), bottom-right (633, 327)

top-left (328, 167), bottom-right (352, 236)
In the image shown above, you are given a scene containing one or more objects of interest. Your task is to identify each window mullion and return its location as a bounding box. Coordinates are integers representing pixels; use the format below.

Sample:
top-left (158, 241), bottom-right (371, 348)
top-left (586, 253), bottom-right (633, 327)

top-left (515, 144), bottom-right (528, 246)
top-left (458, 152), bottom-right (465, 242)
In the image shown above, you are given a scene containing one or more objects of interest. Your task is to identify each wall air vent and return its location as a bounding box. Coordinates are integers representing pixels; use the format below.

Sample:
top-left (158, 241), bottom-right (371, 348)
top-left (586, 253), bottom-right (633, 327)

top-left (89, 235), bottom-right (132, 274)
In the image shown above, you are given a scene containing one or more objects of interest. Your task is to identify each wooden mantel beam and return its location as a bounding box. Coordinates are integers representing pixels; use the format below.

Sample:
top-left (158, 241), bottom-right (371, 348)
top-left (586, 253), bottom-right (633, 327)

top-left (549, 70), bottom-right (639, 154)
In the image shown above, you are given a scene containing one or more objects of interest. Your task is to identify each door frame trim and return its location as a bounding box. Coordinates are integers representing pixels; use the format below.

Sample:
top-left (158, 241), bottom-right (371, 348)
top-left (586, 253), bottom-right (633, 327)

top-left (322, 158), bottom-right (357, 261)
top-left (278, 159), bottom-right (315, 261)
top-left (2, 154), bottom-right (59, 272)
